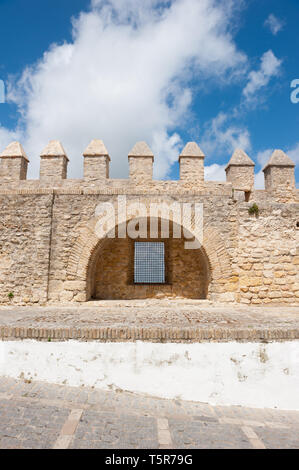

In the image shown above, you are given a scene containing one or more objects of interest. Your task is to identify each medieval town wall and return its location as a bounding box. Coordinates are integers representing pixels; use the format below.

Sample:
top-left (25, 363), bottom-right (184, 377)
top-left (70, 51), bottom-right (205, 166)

top-left (0, 140), bottom-right (298, 306)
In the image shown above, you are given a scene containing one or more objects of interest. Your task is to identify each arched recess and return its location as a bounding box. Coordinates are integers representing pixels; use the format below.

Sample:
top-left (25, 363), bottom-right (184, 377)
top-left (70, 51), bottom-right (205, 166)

top-left (89, 218), bottom-right (211, 300)
top-left (67, 213), bottom-right (234, 301)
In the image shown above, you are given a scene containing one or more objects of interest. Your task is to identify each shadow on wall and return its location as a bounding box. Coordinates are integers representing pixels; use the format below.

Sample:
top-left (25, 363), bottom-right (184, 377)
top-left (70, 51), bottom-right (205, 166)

top-left (87, 218), bottom-right (211, 300)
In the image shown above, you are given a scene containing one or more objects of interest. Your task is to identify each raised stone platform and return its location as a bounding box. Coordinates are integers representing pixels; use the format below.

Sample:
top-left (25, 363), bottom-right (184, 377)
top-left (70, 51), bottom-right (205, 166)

top-left (1, 300), bottom-right (299, 343)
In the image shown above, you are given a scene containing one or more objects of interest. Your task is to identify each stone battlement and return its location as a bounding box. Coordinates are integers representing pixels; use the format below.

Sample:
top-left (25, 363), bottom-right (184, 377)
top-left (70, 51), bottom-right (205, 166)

top-left (0, 139), bottom-right (298, 307)
top-left (0, 140), bottom-right (298, 203)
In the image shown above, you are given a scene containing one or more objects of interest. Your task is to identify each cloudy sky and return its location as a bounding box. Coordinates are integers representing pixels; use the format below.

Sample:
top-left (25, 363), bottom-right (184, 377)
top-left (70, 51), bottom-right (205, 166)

top-left (0, 0), bottom-right (298, 187)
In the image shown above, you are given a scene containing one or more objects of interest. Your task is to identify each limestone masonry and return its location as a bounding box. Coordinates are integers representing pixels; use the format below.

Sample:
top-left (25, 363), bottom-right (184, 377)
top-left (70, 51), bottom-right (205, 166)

top-left (0, 139), bottom-right (298, 306)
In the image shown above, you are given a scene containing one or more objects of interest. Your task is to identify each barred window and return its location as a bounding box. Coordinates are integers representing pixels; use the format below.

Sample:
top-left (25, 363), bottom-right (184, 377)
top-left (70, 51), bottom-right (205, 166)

top-left (134, 242), bottom-right (165, 284)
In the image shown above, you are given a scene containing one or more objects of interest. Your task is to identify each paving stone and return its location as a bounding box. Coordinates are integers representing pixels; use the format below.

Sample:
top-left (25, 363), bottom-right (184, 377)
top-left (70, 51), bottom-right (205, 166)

top-left (254, 426), bottom-right (299, 449)
top-left (169, 420), bottom-right (252, 449)
top-left (0, 377), bottom-right (298, 449)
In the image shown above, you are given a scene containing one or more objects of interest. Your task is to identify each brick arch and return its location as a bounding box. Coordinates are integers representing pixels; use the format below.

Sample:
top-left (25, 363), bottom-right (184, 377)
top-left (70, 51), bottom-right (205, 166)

top-left (67, 214), bottom-right (233, 301)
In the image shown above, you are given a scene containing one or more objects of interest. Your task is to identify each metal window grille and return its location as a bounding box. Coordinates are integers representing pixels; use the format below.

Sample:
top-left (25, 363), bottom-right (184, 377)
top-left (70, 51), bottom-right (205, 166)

top-left (134, 242), bottom-right (165, 284)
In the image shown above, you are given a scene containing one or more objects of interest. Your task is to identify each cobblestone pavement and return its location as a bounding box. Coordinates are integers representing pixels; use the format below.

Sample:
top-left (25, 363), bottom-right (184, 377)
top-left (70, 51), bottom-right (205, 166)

top-left (0, 376), bottom-right (299, 449)
top-left (0, 300), bottom-right (299, 330)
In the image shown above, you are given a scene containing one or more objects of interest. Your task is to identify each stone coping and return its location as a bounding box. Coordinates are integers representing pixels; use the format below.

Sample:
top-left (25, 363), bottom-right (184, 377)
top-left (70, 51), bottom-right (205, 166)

top-left (1, 302), bottom-right (299, 343)
top-left (0, 325), bottom-right (299, 343)
top-left (0, 188), bottom-right (232, 197)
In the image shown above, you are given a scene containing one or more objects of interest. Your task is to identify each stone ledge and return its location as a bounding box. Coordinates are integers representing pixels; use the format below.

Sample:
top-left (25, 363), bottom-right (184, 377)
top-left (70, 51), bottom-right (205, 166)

top-left (0, 188), bottom-right (233, 197)
top-left (1, 325), bottom-right (298, 343)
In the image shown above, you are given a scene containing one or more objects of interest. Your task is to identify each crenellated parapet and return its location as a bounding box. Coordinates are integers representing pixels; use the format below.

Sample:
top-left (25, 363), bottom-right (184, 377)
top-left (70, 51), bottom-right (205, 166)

top-left (0, 138), bottom-right (298, 307)
top-left (0, 142), bottom-right (29, 182)
top-left (263, 149), bottom-right (295, 191)
top-left (225, 149), bottom-right (255, 192)
top-left (0, 139), bottom-right (297, 200)
top-left (83, 139), bottom-right (110, 183)
top-left (40, 140), bottom-right (69, 183)
top-left (128, 141), bottom-right (154, 182)
top-left (179, 142), bottom-right (205, 188)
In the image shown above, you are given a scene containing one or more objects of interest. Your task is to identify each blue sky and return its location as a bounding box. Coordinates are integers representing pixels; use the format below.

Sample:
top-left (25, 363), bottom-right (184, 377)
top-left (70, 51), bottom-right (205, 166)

top-left (0, 0), bottom-right (298, 186)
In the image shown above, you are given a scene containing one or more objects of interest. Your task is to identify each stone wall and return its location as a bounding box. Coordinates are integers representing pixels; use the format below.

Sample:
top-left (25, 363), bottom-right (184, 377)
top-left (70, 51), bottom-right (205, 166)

top-left (129, 156), bottom-right (153, 182)
top-left (84, 156), bottom-right (109, 182)
top-left (93, 235), bottom-right (208, 300)
top-left (0, 187), bottom-right (297, 306)
top-left (0, 140), bottom-right (298, 306)
top-left (238, 203), bottom-right (299, 305)
top-left (40, 156), bottom-right (68, 183)
top-left (43, 193), bottom-right (235, 303)
top-left (0, 192), bottom-right (53, 304)
top-left (0, 158), bottom-right (28, 183)
top-left (264, 166), bottom-right (295, 191)
top-left (179, 157), bottom-right (204, 189)
top-left (226, 166), bottom-right (254, 191)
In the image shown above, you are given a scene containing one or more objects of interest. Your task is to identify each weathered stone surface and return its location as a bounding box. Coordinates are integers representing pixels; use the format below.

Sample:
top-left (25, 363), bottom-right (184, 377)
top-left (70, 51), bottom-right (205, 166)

top-left (2, 376), bottom-right (299, 449)
top-left (263, 150), bottom-right (295, 170)
top-left (129, 156), bottom-right (153, 181)
top-left (0, 302), bottom-right (299, 343)
top-left (128, 142), bottom-right (154, 182)
top-left (0, 139), bottom-right (298, 306)
top-left (128, 142), bottom-right (154, 158)
top-left (0, 142), bottom-right (29, 161)
top-left (179, 142), bottom-right (205, 186)
top-left (263, 150), bottom-right (296, 191)
top-left (40, 140), bottom-right (68, 158)
top-left (226, 149), bottom-right (255, 168)
top-left (0, 142), bottom-right (29, 182)
top-left (226, 149), bottom-right (255, 191)
top-left (180, 142), bottom-right (205, 158)
top-left (94, 236), bottom-right (207, 300)
top-left (83, 139), bottom-right (109, 157)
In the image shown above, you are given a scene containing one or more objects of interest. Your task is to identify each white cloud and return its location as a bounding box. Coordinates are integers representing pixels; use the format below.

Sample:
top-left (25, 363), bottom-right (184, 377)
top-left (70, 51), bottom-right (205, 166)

top-left (202, 112), bottom-right (251, 157)
top-left (255, 171), bottom-right (265, 190)
top-left (1, 0), bottom-right (247, 179)
top-left (288, 143), bottom-right (299, 165)
top-left (0, 127), bottom-right (22, 149)
top-left (256, 148), bottom-right (273, 168)
top-left (264, 14), bottom-right (284, 36)
top-left (151, 130), bottom-right (182, 178)
top-left (243, 50), bottom-right (282, 102)
top-left (204, 163), bottom-right (226, 182)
